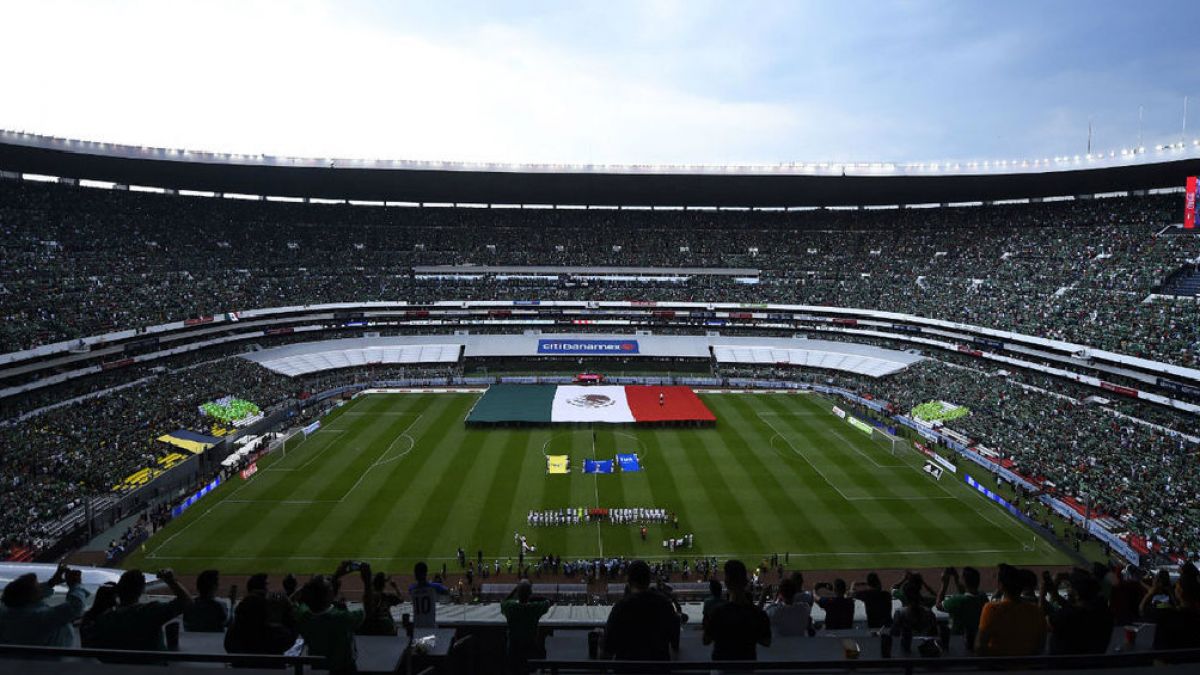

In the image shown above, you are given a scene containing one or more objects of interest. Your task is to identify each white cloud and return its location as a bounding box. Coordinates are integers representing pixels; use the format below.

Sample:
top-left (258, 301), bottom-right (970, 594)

top-left (0, 0), bottom-right (1193, 164)
top-left (0, 0), bottom-right (811, 163)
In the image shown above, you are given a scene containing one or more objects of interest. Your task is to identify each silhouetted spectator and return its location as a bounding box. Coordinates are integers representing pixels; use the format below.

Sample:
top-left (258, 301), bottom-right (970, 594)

top-left (293, 561), bottom-right (372, 673)
top-left (705, 560), bottom-right (771, 660)
top-left (765, 577), bottom-right (811, 636)
top-left (80, 583), bottom-right (119, 648)
top-left (224, 593), bottom-right (298, 657)
top-left (853, 572), bottom-right (893, 628)
top-left (247, 573), bottom-right (269, 597)
top-left (976, 564), bottom-right (1046, 656)
top-left (937, 567), bottom-right (988, 652)
top-left (182, 569), bottom-right (228, 632)
top-left (889, 575), bottom-right (938, 653)
top-left (357, 572), bottom-right (402, 636)
top-left (501, 579), bottom-right (552, 674)
top-left (88, 568), bottom-right (192, 653)
top-left (815, 579), bottom-right (855, 629)
top-left (605, 560), bottom-right (680, 661)
top-left (702, 579), bottom-right (724, 621)
top-left (1042, 569), bottom-right (1113, 654)
top-left (1151, 573), bottom-right (1200, 650)
top-left (0, 565), bottom-right (87, 646)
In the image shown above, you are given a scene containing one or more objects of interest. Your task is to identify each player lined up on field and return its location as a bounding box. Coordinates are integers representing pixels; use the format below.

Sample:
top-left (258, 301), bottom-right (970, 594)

top-left (527, 507), bottom-right (671, 527)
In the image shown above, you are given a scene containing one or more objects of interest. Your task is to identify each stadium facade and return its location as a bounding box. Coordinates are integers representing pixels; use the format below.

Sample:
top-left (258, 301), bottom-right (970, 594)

top-left (3, 129), bottom-right (1200, 206)
top-left (2, 131), bottom-right (1200, 671)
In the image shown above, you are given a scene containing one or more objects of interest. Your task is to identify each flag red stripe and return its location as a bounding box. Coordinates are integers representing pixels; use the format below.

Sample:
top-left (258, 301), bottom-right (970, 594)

top-left (624, 386), bottom-right (716, 422)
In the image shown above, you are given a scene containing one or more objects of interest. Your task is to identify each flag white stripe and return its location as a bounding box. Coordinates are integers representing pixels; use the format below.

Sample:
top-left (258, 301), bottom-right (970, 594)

top-left (550, 385), bottom-right (635, 423)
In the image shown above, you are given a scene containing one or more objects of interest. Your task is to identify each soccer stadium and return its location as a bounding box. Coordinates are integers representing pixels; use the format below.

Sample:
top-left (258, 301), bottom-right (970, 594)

top-left (1, 2), bottom-right (1200, 673)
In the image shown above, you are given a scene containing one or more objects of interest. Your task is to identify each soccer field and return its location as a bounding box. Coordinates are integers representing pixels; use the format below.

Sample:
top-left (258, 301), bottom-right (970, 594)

top-left (129, 391), bottom-right (1071, 574)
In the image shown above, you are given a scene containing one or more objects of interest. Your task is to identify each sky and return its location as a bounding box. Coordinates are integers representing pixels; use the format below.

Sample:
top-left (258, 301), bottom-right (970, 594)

top-left (1, 0), bottom-right (1198, 165)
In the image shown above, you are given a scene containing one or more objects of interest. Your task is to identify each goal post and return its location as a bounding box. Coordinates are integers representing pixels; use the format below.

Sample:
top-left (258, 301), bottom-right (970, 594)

top-left (841, 408), bottom-right (904, 455)
top-left (870, 426), bottom-right (903, 455)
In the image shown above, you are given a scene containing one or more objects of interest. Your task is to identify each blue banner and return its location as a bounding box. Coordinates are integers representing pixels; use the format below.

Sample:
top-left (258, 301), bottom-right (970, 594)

top-left (584, 459), bottom-right (615, 474)
top-left (964, 474), bottom-right (1028, 522)
top-left (537, 339), bottom-right (639, 355)
top-left (171, 477), bottom-right (221, 518)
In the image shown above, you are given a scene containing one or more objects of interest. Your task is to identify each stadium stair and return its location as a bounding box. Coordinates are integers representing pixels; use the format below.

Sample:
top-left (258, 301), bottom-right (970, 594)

top-left (4, 546), bottom-right (35, 562)
top-left (1157, 264), bottom-right (1200, 297)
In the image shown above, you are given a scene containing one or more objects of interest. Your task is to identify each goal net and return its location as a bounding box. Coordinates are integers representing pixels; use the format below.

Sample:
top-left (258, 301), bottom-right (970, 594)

top-left (869, 426), bottom-right (903, 455)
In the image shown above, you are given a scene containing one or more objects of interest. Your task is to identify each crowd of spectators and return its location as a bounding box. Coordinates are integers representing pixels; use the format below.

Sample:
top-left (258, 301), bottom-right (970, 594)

top-left (0, 359), bottom-right (456, 557)
top-left (2, 176), bottom-right (1198, 569)
top-left (3, 559), bottom-right (1198, 668)
top-left (867, 360), bottom-right (1199, 558)
top-left (2, 179), bottom-right (1198, 366)
top-left (720, 358), bottom-right (1199, 558)
top-left (0, 560), bottom-right (435, 670)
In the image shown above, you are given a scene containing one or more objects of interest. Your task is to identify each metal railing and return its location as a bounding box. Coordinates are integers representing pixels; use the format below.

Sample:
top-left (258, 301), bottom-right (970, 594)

top-left (533, 648), bottom-right (1200, 675)
top-left (0, 643), bottom-right (323, 675)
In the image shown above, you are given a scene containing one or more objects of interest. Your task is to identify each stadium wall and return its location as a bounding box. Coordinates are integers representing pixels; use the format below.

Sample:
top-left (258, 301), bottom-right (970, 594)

top-left (4, 302), bottom-right (1194, 414)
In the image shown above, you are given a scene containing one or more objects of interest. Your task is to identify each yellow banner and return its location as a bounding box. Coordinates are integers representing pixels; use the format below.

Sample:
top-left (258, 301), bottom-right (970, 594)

top-left (547, 455), bottom-right (570, 474)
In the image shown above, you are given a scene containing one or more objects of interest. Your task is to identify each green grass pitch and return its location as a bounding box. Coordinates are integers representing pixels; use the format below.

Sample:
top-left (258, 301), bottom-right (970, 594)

top-left (127, 391), bottom-right (1071, 574)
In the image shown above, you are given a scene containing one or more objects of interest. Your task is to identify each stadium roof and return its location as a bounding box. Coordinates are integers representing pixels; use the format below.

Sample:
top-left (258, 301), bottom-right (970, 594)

top-left (2, 130), bottom-right (1199, 208)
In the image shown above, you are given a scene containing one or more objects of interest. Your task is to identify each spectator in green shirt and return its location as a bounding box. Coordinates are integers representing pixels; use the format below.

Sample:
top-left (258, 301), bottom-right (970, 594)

top-left (0, 565), bottom-right (88, 647)
top-left (89, 568), bottom-right (192, 654)
top-left (182, 569), bottom-right (228, 632)
top-left (892, 571), bottom-right (936, 608)
top-left (937, 567), bottom-right (988, 652)
top-left (501, 579), bottom-right (552, 674)
top-left (293, 561), bottom-right (373, 674)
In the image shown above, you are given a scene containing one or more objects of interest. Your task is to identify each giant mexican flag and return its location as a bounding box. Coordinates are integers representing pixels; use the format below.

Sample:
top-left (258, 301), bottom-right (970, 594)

top-left (466, 384), bottom-right (716, 424)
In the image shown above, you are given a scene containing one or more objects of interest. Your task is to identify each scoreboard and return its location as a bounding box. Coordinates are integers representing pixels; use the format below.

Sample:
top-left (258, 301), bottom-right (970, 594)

top-left (1187, 176), bottom-right (1197, 229)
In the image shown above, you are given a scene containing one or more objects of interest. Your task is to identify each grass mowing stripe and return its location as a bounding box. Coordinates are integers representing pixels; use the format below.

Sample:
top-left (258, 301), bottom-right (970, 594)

top-left (378, 397), bottom-right (478, 563)
top-left (683, 426), bottom-right (770, 556)
top-left (388, 397), bottom-right (481, 562)
top-left (755, 394), bottom-right (901, 556)
top-left (633, 429), bottom-right (688, 554)
top-left (720, 395), bottom-right (835, 554)
top-left (595, 430), bottom-right (634, 555)
top-left (315, 412), bottom-right (422, 501)
top-left (249, 411), bottom-right (423, 559)
top-left (791, 429), bottom-right (961, 554)
top-left (784, 411), bottom-right (954, 548)
top-left (352, 396), bottom-right (451, 556)
top-left (774, 395), bottom-right (1050, 563)
top-left (467, 429), bottom-right (532, 560)
top-left (134, 392), bottom-right (1072, 573)
top-left (604, 429), bottom-right (656, 556)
